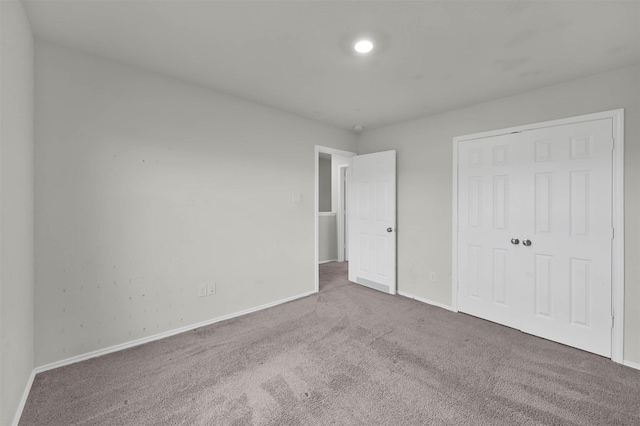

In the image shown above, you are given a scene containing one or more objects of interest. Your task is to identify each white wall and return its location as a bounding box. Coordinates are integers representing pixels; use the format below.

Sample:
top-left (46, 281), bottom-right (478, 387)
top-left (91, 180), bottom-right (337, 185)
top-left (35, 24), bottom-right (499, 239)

top-left (0, 1), bottom-right (35, 424)
top-left (357, 65), bottom-right (640, 363)
top-left (34, 42), bottom-right (356, 367)
top-left (330, 154), bottom-right (351, 212)
top-left (318, 214), bottom-right (337, 263)
top-left (318, 156), bottom-right (332, 212)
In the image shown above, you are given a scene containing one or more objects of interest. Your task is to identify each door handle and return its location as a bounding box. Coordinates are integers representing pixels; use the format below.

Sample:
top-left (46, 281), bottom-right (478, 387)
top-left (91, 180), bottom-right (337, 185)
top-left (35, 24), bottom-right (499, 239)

top-left (387, 228), bottom-right (393, 233)
top-left (511, 238), bottom-right (519, 245)
top-left (523, 239), bottom-right (532, 246)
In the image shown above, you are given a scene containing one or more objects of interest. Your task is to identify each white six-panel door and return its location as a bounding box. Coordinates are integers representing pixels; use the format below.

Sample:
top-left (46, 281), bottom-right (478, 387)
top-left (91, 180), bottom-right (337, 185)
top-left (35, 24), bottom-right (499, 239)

top-left (457, 132), bottom-right (523, 328)
top-left (457, 119), bottom-right (613, 357)
top-left (348, 151), bottom-right (397, 294)
top-left (518, 120), bottom-right (613, 356)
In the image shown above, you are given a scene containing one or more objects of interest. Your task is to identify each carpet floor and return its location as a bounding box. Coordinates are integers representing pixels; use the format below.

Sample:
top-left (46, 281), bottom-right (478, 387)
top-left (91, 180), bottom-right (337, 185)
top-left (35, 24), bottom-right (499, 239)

top-left (20, 262), bottom-right (640, 425)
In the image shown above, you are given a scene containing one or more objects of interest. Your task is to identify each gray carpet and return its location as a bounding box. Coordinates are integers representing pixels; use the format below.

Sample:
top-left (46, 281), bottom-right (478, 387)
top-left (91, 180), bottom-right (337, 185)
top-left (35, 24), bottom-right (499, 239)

top-left (20, 262), bottom-right (640, 425)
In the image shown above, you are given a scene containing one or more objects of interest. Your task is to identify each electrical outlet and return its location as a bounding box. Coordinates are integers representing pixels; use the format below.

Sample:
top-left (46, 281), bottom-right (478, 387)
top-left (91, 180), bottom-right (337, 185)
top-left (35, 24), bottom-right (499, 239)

top-left (207, 283), bottom-right (216, 295)
top-left (198, 284), bottom-right (207, 298)
top-left (429, 272), bottom-right (437, 282)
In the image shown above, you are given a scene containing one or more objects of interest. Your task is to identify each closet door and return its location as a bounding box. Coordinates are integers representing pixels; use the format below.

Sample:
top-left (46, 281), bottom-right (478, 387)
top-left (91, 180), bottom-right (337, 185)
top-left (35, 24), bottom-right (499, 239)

top-left (457, 133), bottom-right (523, 328)
top-left (457, 118), bottom-right (614, 357)
top-left (518, 119), bottom-right (613, 357)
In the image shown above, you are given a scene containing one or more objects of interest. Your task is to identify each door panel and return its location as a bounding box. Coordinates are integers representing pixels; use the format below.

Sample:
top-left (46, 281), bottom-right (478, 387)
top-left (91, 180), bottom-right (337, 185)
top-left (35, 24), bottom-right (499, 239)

top-left (348, 151), bottom-right (396, 294)
top-left (518, 119), bottom-right (613, 357)
top-left (457, 133), bottom-right (522, 327)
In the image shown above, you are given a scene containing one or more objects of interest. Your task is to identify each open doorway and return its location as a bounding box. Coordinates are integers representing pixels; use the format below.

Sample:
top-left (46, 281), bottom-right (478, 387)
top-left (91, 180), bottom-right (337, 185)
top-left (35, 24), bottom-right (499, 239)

top-left (314, 146), bottom-right (356, 293)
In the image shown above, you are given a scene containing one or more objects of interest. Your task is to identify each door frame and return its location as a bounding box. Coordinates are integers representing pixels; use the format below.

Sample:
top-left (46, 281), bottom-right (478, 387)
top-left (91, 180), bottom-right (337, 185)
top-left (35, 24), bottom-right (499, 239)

top-left (314, 145), bottom-right (356, 292)
top-left (451, 109), bottom-right (625, 364)
top-left (337, 165), bottom-right (349, 262)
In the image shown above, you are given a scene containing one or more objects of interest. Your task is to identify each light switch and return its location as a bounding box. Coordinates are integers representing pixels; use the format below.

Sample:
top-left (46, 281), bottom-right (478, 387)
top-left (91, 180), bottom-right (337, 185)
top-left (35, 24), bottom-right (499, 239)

top-left (292, 192), bottom-right (302, 204)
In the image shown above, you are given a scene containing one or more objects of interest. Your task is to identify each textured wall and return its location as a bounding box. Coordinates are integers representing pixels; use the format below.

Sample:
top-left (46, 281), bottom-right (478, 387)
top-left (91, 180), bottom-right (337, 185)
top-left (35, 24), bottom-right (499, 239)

top-left (357, 65), bottom-right (640, 363)
top-left (34, 42), bottom-right (356, 367)
top-left (0, 1), bottom-right (35, 424)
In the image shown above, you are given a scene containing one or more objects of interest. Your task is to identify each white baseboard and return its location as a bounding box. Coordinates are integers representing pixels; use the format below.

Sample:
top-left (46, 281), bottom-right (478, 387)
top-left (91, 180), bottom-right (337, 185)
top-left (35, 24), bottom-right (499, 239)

top-left (11, 369), bottom-right (36, 426)
top-left (399, 294), bottom-right (640, 370)
top-left (13, 285), bottom-right (637, 424)
top-left (319, 259), bottom-right (338, 264)
top-left (34, 290), bottom-right (316, 375)
top-left (398, 290), bottom-right (457, 312)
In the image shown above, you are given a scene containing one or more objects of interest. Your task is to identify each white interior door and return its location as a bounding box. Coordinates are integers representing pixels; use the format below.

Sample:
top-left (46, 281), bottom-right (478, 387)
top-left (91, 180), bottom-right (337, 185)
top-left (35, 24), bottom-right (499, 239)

top-left (457, 133), bottom-right (523, 328)
top-left (457, 119), bottom-right (613, 357)
top-left (348, 151), bottom-right (396, 294)
top-left (518, 119), bottom-right (613, 357)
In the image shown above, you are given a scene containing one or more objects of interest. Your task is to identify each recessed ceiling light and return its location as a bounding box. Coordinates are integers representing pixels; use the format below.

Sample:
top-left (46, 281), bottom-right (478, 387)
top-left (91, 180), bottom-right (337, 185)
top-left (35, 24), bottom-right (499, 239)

top-left (353, 125), bottom-right (364, 132)
top-left (354, 39), bottom-right (374, 54)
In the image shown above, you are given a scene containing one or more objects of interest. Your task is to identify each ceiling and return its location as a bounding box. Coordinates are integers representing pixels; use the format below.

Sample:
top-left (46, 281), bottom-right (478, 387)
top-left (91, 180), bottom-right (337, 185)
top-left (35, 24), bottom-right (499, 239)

top-left (23, 0), bottom-right (640, 131)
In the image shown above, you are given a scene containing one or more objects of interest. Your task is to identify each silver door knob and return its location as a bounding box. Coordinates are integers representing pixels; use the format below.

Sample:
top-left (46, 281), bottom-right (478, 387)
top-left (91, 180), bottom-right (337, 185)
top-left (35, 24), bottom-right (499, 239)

top-left (511, 238), bottom-right (519, 245)
top-left (387, 228), bottom-right (393, 232)
top-left (523, 239), bottom-right (532, 246)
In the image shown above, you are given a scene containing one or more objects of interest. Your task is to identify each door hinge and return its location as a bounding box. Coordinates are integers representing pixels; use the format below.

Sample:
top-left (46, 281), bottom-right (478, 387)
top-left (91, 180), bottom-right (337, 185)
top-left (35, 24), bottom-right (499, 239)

top-left (611, 138), bottom-right (615, 151)
top-left (611, 227), bottom-right (615, 239)
top-left (611, 315), bottom-right (615, 328)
